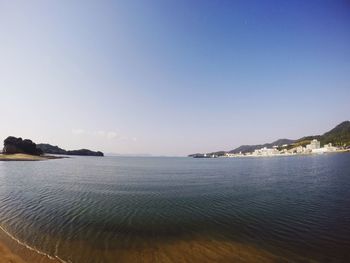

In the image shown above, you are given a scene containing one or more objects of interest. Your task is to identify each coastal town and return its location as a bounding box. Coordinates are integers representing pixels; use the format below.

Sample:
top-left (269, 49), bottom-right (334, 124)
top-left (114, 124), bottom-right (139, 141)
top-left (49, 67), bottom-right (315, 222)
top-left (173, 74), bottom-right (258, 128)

top-left (224, 139), bottom-right (343, 158)
top-left (194, 139), bottom-right (349, 158)
top-left (190, 121), bottom-right (350, 158)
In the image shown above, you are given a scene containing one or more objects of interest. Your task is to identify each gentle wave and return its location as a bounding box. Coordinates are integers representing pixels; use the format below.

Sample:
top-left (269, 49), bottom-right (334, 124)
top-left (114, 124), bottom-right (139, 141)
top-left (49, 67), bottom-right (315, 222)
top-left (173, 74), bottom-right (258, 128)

top-left (0, 224), bottom-right (69, 263)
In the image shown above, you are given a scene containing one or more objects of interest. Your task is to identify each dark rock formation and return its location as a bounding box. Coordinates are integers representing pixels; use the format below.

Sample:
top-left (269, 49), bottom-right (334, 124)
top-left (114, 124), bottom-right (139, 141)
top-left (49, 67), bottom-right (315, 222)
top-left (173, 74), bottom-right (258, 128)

top-left (66, 149), bottom-right (104, 156)
top-left (36, 144), bottom-right (67, 154)
top-left (37, 144), bottom-right (104, 156)
top-left (3, 138), bottom-right (104, 157)
top-left (3, 136), bottom-right (43, 155)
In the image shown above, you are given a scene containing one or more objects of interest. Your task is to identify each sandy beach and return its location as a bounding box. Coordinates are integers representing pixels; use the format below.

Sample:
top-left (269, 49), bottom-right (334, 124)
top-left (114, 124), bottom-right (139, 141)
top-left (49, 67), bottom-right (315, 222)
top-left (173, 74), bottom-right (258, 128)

top-left (0, 154), bottom-right (64, 161)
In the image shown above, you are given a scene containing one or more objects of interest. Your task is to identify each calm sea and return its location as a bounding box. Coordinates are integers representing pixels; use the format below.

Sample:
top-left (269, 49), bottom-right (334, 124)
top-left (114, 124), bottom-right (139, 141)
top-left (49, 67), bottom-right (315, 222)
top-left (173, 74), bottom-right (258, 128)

top-left (0, 154), bottom-right (350, 263)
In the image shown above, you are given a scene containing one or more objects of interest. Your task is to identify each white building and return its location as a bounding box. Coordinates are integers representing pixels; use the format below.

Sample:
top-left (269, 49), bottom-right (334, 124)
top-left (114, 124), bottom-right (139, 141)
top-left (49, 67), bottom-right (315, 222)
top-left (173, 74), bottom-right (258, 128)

top-left (306, 139), bottom-right (321, 150)
top-left (252, 147), bottom-right (280, 156)
top-left (312, 143), bottom-right (338, 154)
top-left (289, 146), bottom-right (306, 154)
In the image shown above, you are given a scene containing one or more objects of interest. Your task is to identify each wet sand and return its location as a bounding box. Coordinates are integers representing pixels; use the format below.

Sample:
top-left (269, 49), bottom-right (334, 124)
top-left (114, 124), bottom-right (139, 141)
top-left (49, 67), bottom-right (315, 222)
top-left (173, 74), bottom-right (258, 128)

top-left (94, 236), bottom-right (318, 263)
top-left (0, 237), bottom-right (284, 263)
top-left (103, 238), bottom-right (284, 263)
top-left (0, 226), bottom-right (319, 263)
top-left (0, 241), bottom-right (26, 263)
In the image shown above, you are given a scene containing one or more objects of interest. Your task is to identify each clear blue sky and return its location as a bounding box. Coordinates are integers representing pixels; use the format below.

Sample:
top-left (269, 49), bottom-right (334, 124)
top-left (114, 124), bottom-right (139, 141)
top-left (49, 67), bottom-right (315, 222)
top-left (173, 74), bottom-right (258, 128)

top-left (0, 0), bottom-right (349, 156)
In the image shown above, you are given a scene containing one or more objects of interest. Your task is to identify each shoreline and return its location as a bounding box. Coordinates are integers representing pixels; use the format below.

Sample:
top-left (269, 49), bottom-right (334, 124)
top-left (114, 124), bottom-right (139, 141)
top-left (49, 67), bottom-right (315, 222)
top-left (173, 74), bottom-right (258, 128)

top-left (0, 225), bottom-right (63, 263)
top-left (0, 154), bottom-right (65, 161)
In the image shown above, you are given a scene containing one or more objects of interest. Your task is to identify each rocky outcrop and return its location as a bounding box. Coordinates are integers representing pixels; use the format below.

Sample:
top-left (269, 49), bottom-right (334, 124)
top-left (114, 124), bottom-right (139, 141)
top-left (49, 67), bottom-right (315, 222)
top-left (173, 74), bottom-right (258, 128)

top-left (3, 136), bottom-right (43, 156)
top-left (37, 143), bottom-right (104, 156)
top-left (66, 149), bottom-right (104, 156)
top-left (36, 144), bottom-right (67, 154)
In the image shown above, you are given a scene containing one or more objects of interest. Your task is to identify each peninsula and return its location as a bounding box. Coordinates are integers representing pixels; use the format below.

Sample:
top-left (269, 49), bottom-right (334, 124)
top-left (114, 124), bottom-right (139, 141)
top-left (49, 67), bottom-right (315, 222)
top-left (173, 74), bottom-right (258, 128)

top-left (0, 136), bottom-right (104, 161)
top-left (0, 136), bottom-right (63, 161)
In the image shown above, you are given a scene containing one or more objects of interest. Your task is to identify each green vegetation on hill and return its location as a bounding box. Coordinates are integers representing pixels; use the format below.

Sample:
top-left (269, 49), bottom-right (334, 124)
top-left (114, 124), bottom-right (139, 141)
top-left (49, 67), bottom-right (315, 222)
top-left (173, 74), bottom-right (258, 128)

top-left (321, 121), bottom-right (350, 146)
top-left (281, 136), bottom-right (321, 150)
top-left (287, 121), bottom-right (350, 149)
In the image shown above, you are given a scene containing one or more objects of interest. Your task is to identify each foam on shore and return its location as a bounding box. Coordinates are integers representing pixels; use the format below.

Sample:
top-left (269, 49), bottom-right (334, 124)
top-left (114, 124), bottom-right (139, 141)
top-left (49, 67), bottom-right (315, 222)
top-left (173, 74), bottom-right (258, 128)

top-left (0, 224), bottom-right (68, 263)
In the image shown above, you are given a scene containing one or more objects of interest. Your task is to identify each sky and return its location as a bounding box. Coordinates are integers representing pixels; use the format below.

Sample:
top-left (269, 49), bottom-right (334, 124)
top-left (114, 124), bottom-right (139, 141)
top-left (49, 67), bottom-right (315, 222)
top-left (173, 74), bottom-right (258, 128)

top-left (0, 0), bottom-right (349, 156)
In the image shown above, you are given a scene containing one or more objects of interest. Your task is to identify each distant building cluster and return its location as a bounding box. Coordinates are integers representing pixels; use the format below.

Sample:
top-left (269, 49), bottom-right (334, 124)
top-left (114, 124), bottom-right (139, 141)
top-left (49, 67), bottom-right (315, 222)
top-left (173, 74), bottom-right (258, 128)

top-left (224, 139), bottom-right (340, 158)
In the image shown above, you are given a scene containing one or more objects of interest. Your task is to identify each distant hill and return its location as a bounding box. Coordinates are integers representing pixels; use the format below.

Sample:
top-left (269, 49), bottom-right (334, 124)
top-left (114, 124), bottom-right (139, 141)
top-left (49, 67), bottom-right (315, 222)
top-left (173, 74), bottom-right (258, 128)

top-left (66, 149), bottom-right (104, 156)
top-left (189, 120), bottom-right (350, 156)
top-left (229, 139), bottom-right (295, 154)
top-left (37, 144), bottom-right (67, 154)
top-left (37, 143), bottom-right (104, 157)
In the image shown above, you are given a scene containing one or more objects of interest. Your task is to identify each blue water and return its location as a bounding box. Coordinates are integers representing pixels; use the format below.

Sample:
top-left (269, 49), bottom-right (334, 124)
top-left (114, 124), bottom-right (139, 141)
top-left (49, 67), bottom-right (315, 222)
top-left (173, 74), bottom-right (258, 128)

top-left (0, 154), bottom-right (350, 262)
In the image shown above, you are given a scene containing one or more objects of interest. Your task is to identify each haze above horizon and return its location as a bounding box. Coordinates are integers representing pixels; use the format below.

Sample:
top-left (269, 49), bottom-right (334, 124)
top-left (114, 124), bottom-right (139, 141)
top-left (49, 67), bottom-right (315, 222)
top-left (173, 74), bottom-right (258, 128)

top-left (1, 0), bottom-right (349, 156)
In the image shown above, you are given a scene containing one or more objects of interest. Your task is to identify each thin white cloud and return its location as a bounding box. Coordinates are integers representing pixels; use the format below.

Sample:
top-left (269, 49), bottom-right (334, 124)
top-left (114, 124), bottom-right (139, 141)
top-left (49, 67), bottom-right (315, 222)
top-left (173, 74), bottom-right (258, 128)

top-left (107, 131), bottom-right (118, 139)
top-left (71, 129), bottom-right (134, 141)
top-left (72, 128), bottom-right (85, 135)
top-left (95, 130), bottom-right (106, 137)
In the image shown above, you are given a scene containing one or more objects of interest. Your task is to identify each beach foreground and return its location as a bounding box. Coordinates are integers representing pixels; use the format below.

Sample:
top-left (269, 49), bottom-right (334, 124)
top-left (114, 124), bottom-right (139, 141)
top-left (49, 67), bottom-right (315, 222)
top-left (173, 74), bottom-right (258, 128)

top-left (0, 233), bottom-right (313, 263)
